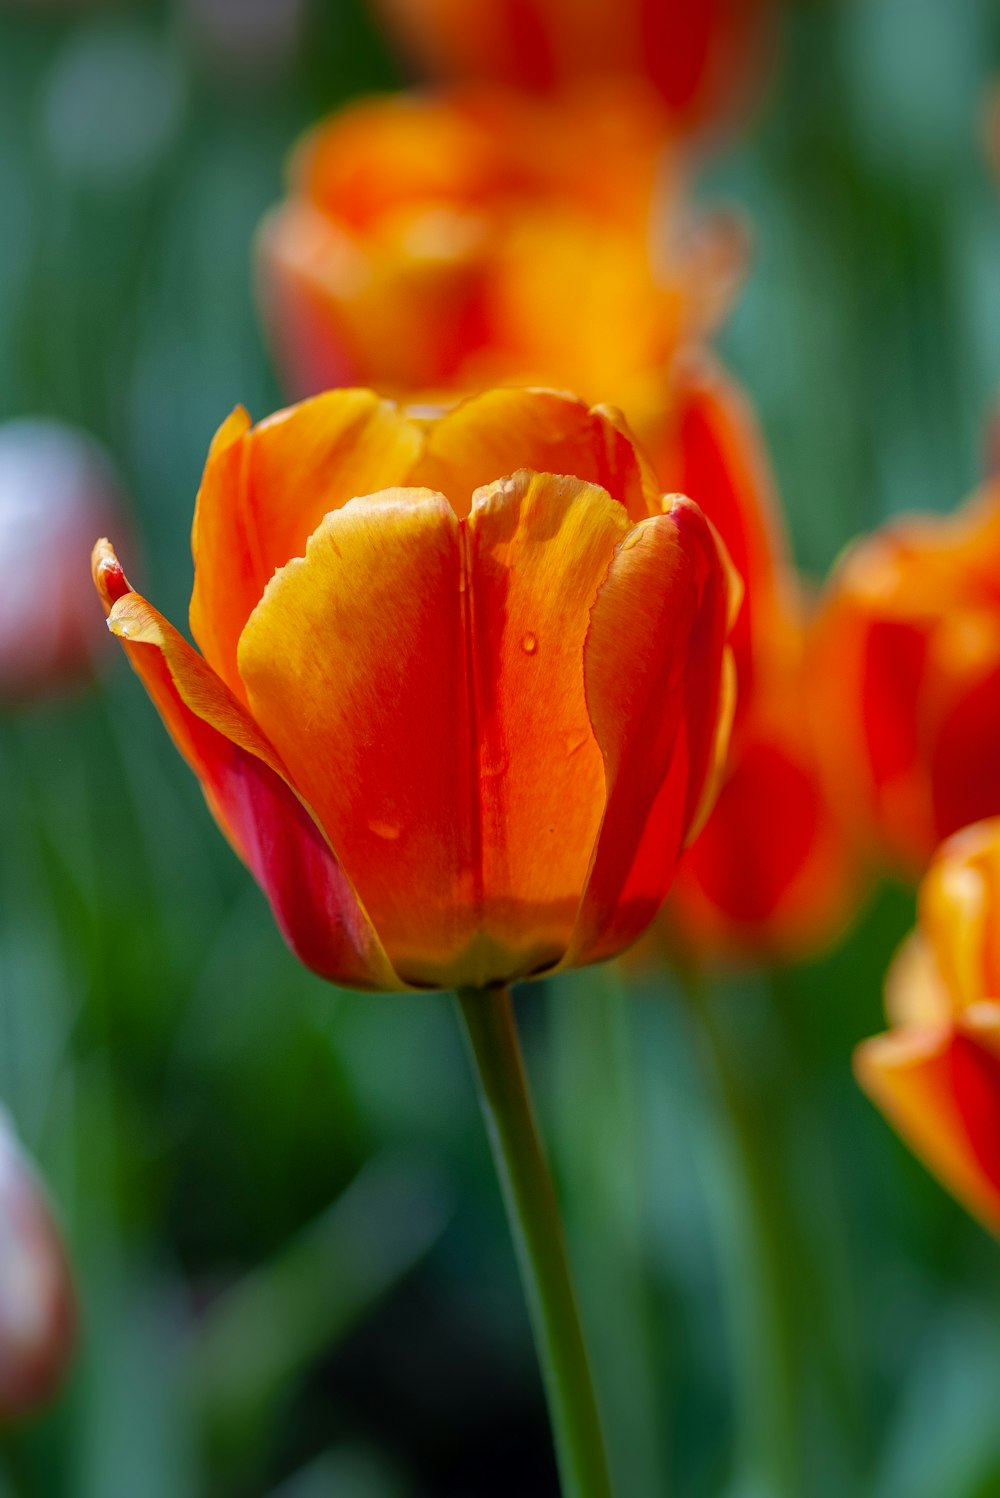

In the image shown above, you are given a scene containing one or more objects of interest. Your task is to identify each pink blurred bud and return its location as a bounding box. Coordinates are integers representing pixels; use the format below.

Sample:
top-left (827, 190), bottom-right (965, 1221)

top-left (0, 419), bottom-right (127, 703)
top-left (0, 1111), bottom-right (77, 1420)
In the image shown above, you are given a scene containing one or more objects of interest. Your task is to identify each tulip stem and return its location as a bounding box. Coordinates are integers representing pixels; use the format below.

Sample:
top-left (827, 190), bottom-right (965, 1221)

top-left (455, 986), bottom-right (614, 1498)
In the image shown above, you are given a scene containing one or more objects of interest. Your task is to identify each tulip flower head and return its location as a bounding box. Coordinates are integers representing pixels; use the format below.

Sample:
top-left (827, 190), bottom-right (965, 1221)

top-left (856, 818), bottom-right (1000, 1236)
top-left (94, 387), bottom-right (736, 992)
top-left (811, 481), bottom-right (1000, 877)
top-left (0, 1112), bottom-right (77, 1420)
top-left (257, 87), bottom-right (746, 412)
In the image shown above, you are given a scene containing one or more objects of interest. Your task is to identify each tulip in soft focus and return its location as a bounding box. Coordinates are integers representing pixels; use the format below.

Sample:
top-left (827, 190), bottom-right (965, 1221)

top-left (368, 0), bottom-right (777, 139)
top-left (93, 387), bottom-right (736, 991)
top-left (0, 419), bottom-right (126, 703)
top-left (257, 86), bottom-right (746, 411)
top-left (668, 610), bottom-right (860, 961)
top-left (856, 819), bottom-right (1000, 1236)
top-left (810, 479), bottom-right (1000, 878)
top-left (0, 1111), bottom-right (77, 1420)
top-left (651, 362), bottom-right (859, 960)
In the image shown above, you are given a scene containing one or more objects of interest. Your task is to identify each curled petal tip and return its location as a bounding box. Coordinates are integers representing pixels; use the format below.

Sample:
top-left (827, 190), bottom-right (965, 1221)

top-left (91, 538), bottom-right (130, 612)
top-left (661, 492), bottom-right (745, 630)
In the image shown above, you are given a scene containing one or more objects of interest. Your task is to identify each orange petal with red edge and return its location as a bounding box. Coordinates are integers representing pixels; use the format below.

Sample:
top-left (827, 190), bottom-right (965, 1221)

top-left (93, 540), bottom-right (400, 991)
top-left (464, 469), bottom-right (630, 974)
top-left (855, 1007), bottom-right (1000, 1238)
top-left (237, 489), bottom-right (478, 988)
top-left (189, 392), bottom-right (423, 699)
top-left (567, 495), bottom-right (732, 965)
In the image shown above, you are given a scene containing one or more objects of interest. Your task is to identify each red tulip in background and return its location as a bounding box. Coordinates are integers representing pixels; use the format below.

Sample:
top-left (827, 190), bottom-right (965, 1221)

top-left (810, 476), bottom-right (1000, 878)
top-left (368, 0), bottom-right (777, 140)
top-left (93, 386), bottom-right (736, 992)
top-left (856, 818), bottom-right (1000, 1236)
top-left (656, 362), bottom-right (859, 960)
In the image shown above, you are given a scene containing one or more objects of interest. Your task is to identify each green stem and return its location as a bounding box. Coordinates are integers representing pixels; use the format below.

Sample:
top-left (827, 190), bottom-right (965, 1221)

top-left (455, 986), bottom-right (614, 1498)
top-left (682, 969), bottom-right (801, 1498)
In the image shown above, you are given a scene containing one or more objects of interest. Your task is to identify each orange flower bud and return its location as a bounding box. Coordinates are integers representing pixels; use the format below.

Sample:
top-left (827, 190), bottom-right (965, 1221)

top-left (810, 480), bottom-right (1000, 877)
top-left (256, 86), bottom-right (746, 409)
top-left (93, 387), bottom-right (736, 991)
top-left (0, 420), bottom-right (126, 703)
top-left (0, 1113), bottom-right (77, 1419)
top-left (368, 0), bottom-right (777, 139)
top-left (856, 819), bottom-right (1000, 1235)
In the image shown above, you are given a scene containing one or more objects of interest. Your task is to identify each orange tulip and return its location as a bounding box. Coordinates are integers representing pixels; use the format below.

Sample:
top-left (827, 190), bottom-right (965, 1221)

top-left (0, 1112), bottom-right (77, 1419)
top-left (257, 86), bottom-right (745, 410)
top-left (93, 387), bottom-right (736, 992)
top-left (856, 818), bottom-right (1000, 1236)
top-left (646, 361), bottom-right (859, 960)
top-left (368, 0), bottom-right (777, 138)
top-left (810, 478), bottom-right (1000, 878)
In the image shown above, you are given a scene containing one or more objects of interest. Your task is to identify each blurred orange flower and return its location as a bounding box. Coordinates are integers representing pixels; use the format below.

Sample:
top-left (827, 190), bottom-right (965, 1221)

top-left (0, 1112), bottom-right (77, 1420)
top-left (651, 363), bottom-right (859, 960)
top-left (93, 387), bottom-right (736, 992)
top-left (257, 86), bottom-right (745, 411)
top-left (668, 611), bottom-right (860, 961)
top-left (368, 0), bottom-right (776, 138)
top-left (810, 480), bottom-right (1000, 878)
top-left (856, 819), bottom-right (1000, 1236)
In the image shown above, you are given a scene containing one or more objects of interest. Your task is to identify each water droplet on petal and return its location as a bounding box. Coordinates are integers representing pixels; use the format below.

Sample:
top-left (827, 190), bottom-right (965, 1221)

top-left (521, 632), bottom-right (538, 655)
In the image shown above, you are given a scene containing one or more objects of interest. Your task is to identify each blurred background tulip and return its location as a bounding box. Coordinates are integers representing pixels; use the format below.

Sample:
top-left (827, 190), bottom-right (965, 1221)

top-left (811, 472), bottom-right (1000, 879)
top-left (368, 0), bottom-right (778, 141)
top-left (856, 819), bottom-right (1000, 1236)
top-left (257, 84), bottom-right (743, 406)
top-left (634, 359), bottom-right (861, 963)
top-left (0, 419), bottom-right (126, 702)
top-left (667, 609), bottom-right (861, 961)
top-left (0, 1109), bottom-right (77, 1420)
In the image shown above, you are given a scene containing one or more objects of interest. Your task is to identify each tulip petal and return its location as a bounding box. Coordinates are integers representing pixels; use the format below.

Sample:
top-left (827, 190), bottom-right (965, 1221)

top-left (855, 1010), bottom-right (1000, 1237)
top-left (93, 541), bottom-right (400, 991)
top-left (464, 469), bottom-right (631, 973)
top-left (237, 476), bottom-right (632, 988)
top-left (414, 388), bottom-right (657, 521)
top-left (884, 931), bottom-right (953, 1029)
top-left (190, 392), bottom-right (422, 699)
top-left (566, 496), bottom-right (731, 964)
top-left (237, 490), bottom-right (481, 988)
